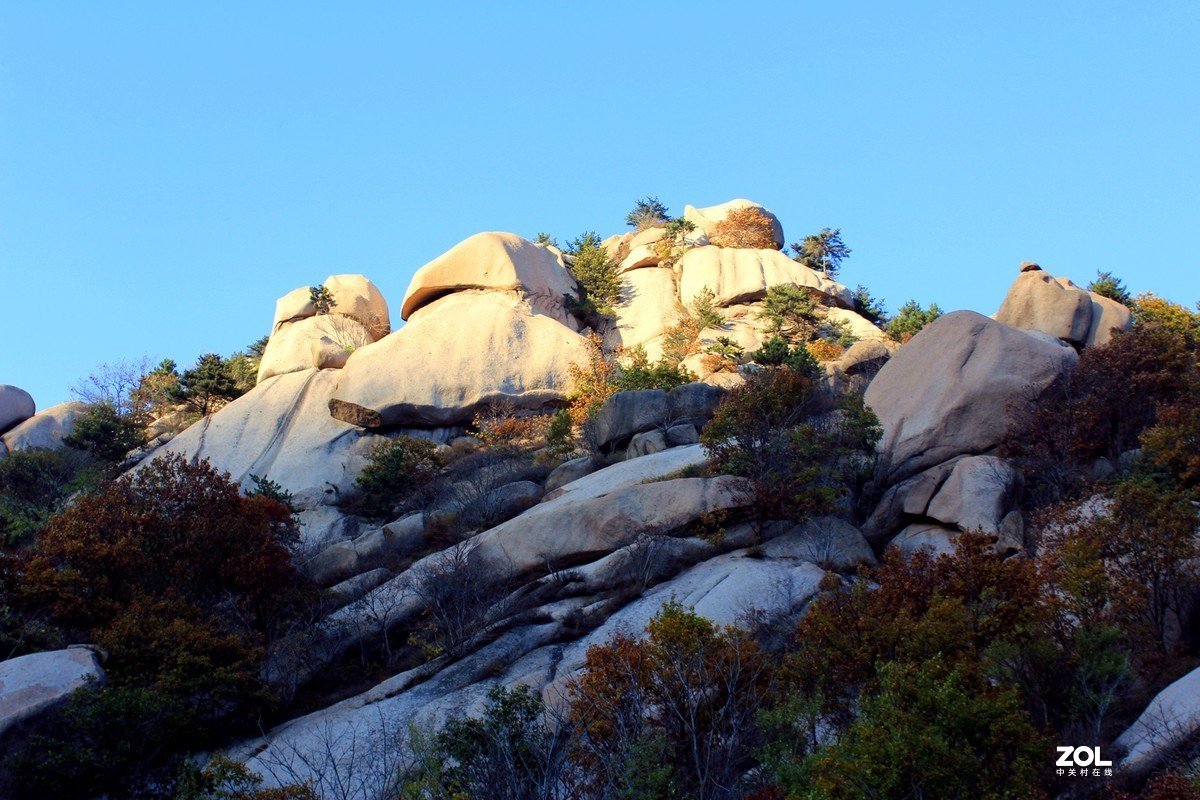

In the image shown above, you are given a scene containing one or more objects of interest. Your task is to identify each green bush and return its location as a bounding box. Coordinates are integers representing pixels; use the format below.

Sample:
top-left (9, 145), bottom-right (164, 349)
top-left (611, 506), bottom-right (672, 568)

top-left (749, 336), bottom-right (818, 375)
top-left (851, 284), bottom-right (888, 327)
top-left (757, 284), bottom-right (821, 342)
top-left (63, 404), bottom-right (145, 466)
top-left (700, 364), bottom-right (880, 521)
top-left (355, 436), bottom-right (443, 521)
top-left (624, 197), bottom-right (670, 231)
top-left (613, 345), bottom-right (696, 392)
top-left (886, 299), bottom-right (942, 342)
top-left (309, 284), bottom-right (336, 314)
top-left (566, 232), bottom-right (622, 318)
top-left (689, 285), bottom-right (724, 330)
top-left (168, 354), bottom-right (244, 415)
top-left (0, 448), bottom-right (94, 545)
top-left (1088, 270), bottom-right (1132, 306)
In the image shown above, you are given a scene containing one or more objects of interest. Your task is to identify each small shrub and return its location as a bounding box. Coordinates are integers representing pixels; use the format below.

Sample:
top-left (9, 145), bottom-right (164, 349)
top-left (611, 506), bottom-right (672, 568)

top-left (710, 207), bottom-right (777, 249)
top-left (750, 336), bottom-right (818, 375)
top-left (63, 404), bottom-right (145, 466)
top-left (1088, 270), bottom-right (1132, 306)
top-left (758, 284), bottom-right (822, 342)
top-left (355, 436), bottom-right (443, 521)
top-left (851, 284), bottom-right (888, 327)
top-left (544, 409), bottom-right (576, 459)
top-left (566, 332), bottom-right (619, 429)
top-left (706, 335), bottom-right (745, 363)
top-left (689, 285), bottom-right (724, 330)
top-left (309, 284), bottom-right (336, 315)
top-left (625, 196), bottom-right (670, 231)
top-left (653, 217), bottom-right (697, 266)
top-left (613, 345), bottom-right (695, 392)
top-left (472, 400), bottom-right (552, 452)
top-left (660, 314), bottom-right (702, 365)
top-left (807, 339), bottom-right (844, 362)
top-left (886, 299), bottom-right (942, 343)
top-left (246, 473), bottom-right (297, 513)
top-left (534, 232), bottom-right (558, 247)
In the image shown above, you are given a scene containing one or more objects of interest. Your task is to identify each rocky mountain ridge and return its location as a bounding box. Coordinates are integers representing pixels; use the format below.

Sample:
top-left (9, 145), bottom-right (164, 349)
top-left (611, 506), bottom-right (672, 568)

top-left (9, 197), bottom-right (1196, 799)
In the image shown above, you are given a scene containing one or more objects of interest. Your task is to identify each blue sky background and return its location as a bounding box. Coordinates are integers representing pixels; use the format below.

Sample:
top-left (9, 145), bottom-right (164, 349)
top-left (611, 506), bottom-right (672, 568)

top-left (2, 2), bottom-right (1197, 409)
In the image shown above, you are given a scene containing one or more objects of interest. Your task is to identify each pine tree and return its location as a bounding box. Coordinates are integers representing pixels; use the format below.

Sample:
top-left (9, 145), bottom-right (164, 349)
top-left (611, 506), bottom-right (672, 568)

top-left (792, 227), bottom-right (852, 277)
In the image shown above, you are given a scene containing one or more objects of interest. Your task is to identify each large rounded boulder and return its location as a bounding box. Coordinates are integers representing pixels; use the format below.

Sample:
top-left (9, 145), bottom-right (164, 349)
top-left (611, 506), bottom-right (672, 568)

top-left (330, 292), bottom-right (590, 428)
top-left (257, 314), bottom-right (375, 383)
top-left (400, 232), bottom-right (579, 322)
top-left (270, 275), bottom-right (390, 338)
top-left (677, 246), bottom-right (853, 309)
top-left (1, 402), bottom-right (90, 452)
top-left (864, 310), bottom-right (1078, 483)
top-left (682, 199), bottom-right (785, 250)
top-left (0, 385), bottom-right (35, 434)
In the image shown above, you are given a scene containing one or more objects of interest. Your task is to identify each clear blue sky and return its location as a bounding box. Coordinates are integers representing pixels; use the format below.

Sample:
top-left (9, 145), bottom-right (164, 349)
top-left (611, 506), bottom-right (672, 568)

top-left (3, 2), bottom-right (1197, 409)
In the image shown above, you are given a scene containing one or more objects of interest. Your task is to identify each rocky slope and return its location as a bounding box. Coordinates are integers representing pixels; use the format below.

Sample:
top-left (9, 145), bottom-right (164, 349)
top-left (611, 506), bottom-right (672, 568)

top-left (6, 199), bottom-right (1166, 795)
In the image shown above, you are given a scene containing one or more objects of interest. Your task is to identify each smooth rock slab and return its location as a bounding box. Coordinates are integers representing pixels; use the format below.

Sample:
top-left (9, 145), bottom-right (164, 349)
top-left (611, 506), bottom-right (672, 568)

top-left (146, 369), bottom-right (375, 513)
top-left (0, 647), bottom-right (104, 738)
top-left (1115, 664), bottom-right (1200, 778)
top-left (1, 402), bottom-right (90, 452)
top-left (678, 246), bottom-right (853, 309)
top-left (864, 311), bottom-right (1078, 483)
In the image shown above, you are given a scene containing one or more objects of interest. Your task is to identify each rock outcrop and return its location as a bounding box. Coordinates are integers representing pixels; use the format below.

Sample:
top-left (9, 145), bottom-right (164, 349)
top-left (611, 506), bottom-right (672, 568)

top-left (678, 246), bottom-right (853, 309)
top-left (330, 292), bottom-right (590, 428)
top-left (260, 275), bottom-right (391, 383)
top-left (1, 402), bottom-right (90, 452)
top-left (864, 311), bottom-right (1078, 483)
top-left (683, 199), bottom-right (786, 250)
top-left (258, 314), bottom-right (375, 382)
top-left (995, 265), bottom-right (1132, 347)
top-left (399, 232), bottom-right (578, 322)
top-left (146, 369), bottom-right (378, 548)
top-left (0, 647), bottom-right (104, 738)
top-left (271, 275), bottom-right (391, 337)
top-left (1114, 664), bottom-right (1200, 778)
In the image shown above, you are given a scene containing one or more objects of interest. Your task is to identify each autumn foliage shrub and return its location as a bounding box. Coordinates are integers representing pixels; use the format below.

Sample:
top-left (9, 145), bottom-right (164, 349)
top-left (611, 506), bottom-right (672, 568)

top-left (567, 602), bottom-right (770, 799)
top-left (10, 454), bottom-right (312, 798)
top-left (1003, 324), bottom-right (1197, 504)
top-left (710, 206), bottom-right (778, 249)
top-left (701, 364), bottom-right (880, 522)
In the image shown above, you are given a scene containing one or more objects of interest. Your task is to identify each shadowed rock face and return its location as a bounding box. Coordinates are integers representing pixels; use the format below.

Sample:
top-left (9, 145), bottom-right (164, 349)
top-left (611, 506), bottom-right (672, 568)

top-left (0, 648), bottom-right (104, 738)
top-left (0, 385), bottom-right (35, 435)
top-left (864, 310), bottom-right (1078, 484)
